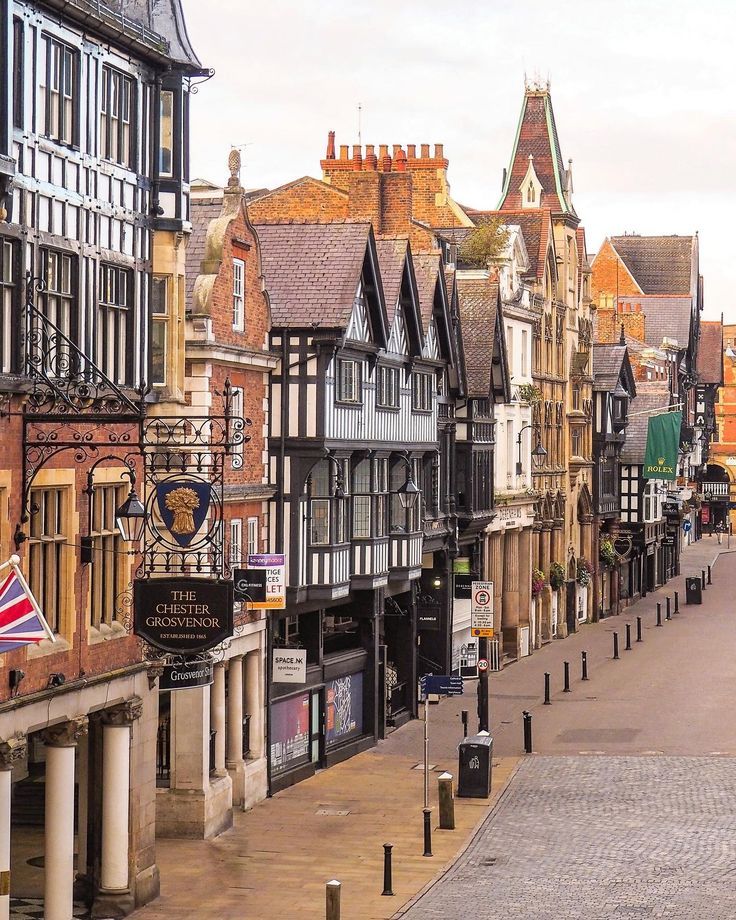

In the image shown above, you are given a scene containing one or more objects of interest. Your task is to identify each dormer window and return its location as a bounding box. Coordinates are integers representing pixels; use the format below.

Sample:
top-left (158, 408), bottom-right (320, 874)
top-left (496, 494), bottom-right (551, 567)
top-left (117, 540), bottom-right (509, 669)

top-left (519, 154), bottom-right (542, 210)
top-left (527, 183), bottom-right (536, 203)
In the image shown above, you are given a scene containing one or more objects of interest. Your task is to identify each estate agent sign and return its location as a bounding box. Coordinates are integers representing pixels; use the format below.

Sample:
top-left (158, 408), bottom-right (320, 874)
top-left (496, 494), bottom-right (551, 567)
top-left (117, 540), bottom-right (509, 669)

top-left (134, 578), bottom-right (233, 654)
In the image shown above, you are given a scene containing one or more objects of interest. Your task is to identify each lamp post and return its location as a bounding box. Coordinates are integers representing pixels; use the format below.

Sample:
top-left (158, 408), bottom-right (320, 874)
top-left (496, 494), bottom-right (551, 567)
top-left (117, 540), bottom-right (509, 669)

top-left (516, 424), bottom-right (547, 477)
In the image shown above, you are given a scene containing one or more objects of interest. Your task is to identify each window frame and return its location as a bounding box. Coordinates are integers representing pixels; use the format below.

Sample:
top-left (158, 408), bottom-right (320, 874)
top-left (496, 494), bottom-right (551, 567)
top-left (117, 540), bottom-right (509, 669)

top-left (411, 371), bottom-right (433, 412)
top-left (229, 518), bottom-right (242, 568)
top-left (336, 358), bottom-right (362, 405)
top-left (159, 89), bottom-right (174, 177)
top-left (150, 274), bottom-right (169, 386)
top-left (28, 487), bottom-right (67, 636)
top-left (247, 516), bottom-right (259, 558)
top-left (88, 482), bottom-right (127, 631)
top-left (0, 238), bottom-right (20, 374)
top-left (100, 64), bottom-right (135, 169)
top-left (39, 34), bottom-right (79, 147)
top-left (377, 364), bottom-right (400, 409)
top-left (12, 18), bottom-right (24, 130)
top-left (232, 258), bottom-right (245, 331)
top-left (98, 262), bottom-right (134, 385)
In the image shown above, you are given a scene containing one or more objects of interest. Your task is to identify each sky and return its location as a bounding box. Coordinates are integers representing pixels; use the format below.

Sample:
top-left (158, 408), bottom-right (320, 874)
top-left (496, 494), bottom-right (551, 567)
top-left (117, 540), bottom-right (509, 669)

top-left (181, 0), bottom-right (735, 320)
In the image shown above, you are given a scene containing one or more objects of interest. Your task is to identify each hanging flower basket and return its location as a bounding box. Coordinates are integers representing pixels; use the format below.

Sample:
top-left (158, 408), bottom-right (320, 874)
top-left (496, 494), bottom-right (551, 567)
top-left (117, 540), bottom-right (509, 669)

top-left (576, 558), bottom-right (594, 587)
top-left (532, 568), bottom-right (547, 597)
top-left (599, 539), bottom-right (616, 567)
top-left (549, 562), bottom-right (565, 591)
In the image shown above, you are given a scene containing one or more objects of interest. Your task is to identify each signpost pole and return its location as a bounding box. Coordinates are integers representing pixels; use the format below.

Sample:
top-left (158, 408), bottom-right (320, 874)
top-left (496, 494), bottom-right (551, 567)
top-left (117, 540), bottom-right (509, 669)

top-left (423, 696), bottom-right (429, 810)
top-left (478, 637), bottom-right (489, 733)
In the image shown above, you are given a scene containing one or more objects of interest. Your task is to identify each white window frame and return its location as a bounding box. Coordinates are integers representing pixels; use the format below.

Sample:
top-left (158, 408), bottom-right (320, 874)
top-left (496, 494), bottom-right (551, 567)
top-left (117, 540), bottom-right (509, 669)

top-left (229, 518), bottom-right (242, 567)
top-left (377, 365), bottom-right (399, 409)
top-left (412, 372), bottom-right (433, 412)
top-left (336, 358), bottom-right (362, 404)
top-left (232, 258), bottom-right (245, 331)
top-left (247, 516), bottom-right (259, 557)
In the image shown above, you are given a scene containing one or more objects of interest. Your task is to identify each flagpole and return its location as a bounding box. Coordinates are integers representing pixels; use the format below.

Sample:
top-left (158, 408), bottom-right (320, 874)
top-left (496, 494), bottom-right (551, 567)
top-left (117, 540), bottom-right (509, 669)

top-left (7, 556), bottom-right (56, 643)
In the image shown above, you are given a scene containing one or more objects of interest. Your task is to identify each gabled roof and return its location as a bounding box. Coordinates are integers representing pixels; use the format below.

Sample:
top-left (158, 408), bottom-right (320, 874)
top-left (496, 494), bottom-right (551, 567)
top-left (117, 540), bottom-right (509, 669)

top-left (609, 236), bottom-right (696, 295)
top-left (497, 86), bottom-right (576, 219)
top-left (592, 343), bottom-right (636, 398)
top-left (413, 252), bottom-right (456, 370)
top-left (698, 321), bottom-right (724, 385)
top-left (255, 221), bottom-right (387, 342)
top-left (248, 176), bottom-right (348, 223)
top-left (375, 238), bottom-right (423, 354)
top-left (456, 273), bottom-right (509, 401)
top-left (620, 384), bottom-right (672, 464)
top-left (628, 296), bottom-right (694, 350)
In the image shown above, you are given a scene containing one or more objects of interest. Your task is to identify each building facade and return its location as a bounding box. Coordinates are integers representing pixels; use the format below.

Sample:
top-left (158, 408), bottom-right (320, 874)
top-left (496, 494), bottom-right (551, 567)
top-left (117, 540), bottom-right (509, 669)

top-left (0, 0), bottom-right (201, 916)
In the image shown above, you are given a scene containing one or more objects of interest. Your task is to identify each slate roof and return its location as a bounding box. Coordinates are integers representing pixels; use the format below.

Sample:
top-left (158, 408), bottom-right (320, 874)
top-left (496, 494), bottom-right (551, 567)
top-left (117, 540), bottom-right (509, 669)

top-left (497, 89), bottom-right (575, 217)
top-left (627, 296), bottom-right (694, 350)
top-left (697, 321), bottom-right (724, 385)
top-left (254, 222), bottom-right (374, 329)
top-left (620, 384), bottom-right (672, 464)
top-left (456, 275), bottom-right (499, 398)
top-left (610, 236), bottom-right (695, 295)
top-left (375, 238), bottom-right (408, 324)
top-left (593, 344), bottom-right (627, 392)
top-left (106, 0), bottom-right (200, 66)
top-left (186, 195), bottom-right (223, 309)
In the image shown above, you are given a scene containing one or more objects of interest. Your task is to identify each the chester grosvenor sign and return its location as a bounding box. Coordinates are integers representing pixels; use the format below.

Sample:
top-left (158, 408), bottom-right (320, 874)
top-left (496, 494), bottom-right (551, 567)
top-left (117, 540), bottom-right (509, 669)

top-left (134, 578), bottom-right (233, 654)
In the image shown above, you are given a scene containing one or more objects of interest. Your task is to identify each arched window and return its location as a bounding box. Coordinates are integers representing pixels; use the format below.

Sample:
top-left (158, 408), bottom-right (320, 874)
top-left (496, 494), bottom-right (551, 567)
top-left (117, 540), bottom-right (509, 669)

top-left (527, 183), bottom-right (535, 203)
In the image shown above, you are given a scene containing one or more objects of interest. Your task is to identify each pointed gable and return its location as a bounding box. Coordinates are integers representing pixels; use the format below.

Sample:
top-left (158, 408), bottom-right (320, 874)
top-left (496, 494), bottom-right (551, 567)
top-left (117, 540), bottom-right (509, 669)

top-left (498, 84), bottom-right (576, 220)
top-left (456, 273), bottom-right (510, 402)
top-left (375, 238), bottom-right (423, 356)
top-left (413, 252), bottom-right (456, 369)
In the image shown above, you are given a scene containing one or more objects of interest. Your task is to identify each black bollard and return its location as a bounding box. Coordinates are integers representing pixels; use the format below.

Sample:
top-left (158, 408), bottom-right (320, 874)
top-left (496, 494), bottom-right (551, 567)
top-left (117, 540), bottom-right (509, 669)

top-left (666, 596), bottom-right (671, 620)
top-left (636, 616), bottom-right (642, 642)
top-left (523, 711), bottom-right (533, 754)
top-left (708, 564), bottom-right (712, 585)
top-left (581, 651), bottom-right (589, 681)
top-left (544, 672), bottom-right (551, 704)
top-left (656, 603), bottom-right (662, 627)
top-left (613, 632), bottom-right (619, 659)
top-left (563, 661), bottom-right (571, 692)
top-left (382, 844), bottom-right (394, 896)
top-left (625, 623), bottom-right (632, 650)
top-left (674, 591), bottom-right (679, 613)
top-left (461, 709), bottom-right (468, 739)
top-left (702, 570), bottom-right (706, 590)
top-left (423, 808), bottom-right (432, 857)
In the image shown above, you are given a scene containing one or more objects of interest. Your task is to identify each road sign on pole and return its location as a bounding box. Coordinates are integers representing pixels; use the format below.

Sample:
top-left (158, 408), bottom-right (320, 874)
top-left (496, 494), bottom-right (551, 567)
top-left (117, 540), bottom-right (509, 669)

top-left (477, 658), bottom-right (489, 672)
top-left (471, 581), bottom-right (494, 637)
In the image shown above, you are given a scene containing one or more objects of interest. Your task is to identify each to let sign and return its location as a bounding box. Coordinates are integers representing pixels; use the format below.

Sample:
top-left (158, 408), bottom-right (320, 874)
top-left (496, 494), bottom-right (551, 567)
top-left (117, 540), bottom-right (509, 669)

top-left (134, 578), bottom-right (233, 654)
top-left (246, 554), bottom-right (286, 609)
top-left (471, 581), bottom-right (494, 637)
top-left (272, 648), bottom-right (307, 684)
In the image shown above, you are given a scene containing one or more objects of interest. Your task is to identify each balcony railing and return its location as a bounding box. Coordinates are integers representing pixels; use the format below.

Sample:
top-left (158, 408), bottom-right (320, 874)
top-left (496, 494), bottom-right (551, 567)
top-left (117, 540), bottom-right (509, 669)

top-left (352, 537), bottom-right (390, 580)
top-left (702, 482), bottom-right (729, 498)
top-left (389, 532), bottom-right (422, 575)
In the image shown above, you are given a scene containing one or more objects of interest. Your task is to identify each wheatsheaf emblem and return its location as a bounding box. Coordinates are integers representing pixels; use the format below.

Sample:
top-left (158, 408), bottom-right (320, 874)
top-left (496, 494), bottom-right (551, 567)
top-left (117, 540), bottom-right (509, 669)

top-left (164, 487), bottom-right (200, 535)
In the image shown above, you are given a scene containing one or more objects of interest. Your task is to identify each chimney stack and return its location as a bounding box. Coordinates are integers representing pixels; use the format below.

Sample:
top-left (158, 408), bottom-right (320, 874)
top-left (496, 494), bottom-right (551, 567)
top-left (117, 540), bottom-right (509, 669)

top-left (395, 148), bottom-right (407, 172)
top-left (434, 143), bottom-right (444, 159)
top-left (326, 130), bottom-right (336, 159)
top-left (365, 144), bottom-right (377, 170)
top-left (352, 145), bottom-right (362, 170)
top-left (420, 143), bottom-right (430, 158)
top-left (339, 145), bottom-right (349, 160)
top-left (407, 144), bottom-right (416, 159)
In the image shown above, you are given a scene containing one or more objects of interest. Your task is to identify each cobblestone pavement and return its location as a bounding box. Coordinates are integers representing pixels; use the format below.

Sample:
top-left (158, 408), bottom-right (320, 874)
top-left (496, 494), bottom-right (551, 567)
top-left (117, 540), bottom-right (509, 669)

top-left (400, 755), bottom-right (736, 920)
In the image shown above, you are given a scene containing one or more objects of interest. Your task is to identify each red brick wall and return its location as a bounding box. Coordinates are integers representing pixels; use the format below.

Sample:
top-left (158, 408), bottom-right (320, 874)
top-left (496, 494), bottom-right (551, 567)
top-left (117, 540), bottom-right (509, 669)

top-left (591, 239), bottom-right (641, 305)
top-left (248, 180), bottom-right (348, 223)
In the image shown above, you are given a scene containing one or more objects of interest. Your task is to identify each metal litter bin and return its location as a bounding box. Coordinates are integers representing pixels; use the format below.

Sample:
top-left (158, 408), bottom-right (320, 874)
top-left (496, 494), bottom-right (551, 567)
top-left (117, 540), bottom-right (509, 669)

top-left (457, 733), bottom-right (493, 798)
top-left (685, 576), bottom-right (702, 605)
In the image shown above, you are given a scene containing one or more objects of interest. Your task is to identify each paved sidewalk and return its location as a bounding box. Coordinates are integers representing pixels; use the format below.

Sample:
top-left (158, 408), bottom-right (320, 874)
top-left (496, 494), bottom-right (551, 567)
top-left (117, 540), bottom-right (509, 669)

top-left (131, 537), bottom-right (731, 920)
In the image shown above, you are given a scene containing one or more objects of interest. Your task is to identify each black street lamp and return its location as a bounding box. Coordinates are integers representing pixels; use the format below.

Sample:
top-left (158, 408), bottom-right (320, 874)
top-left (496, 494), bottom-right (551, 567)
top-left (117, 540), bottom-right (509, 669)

top-left (396, 473), bottom-right (421, 510)
top-left (516, 424), bottom-right (547, 475)
top-left (115, 486), bottom-right (147, 544)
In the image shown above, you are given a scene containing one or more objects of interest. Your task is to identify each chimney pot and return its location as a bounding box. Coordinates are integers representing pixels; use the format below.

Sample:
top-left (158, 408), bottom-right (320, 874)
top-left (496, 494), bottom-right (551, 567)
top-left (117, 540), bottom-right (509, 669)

top-left (381, 155), bottom-right (392, 172)
top-left (392, 145), bottom-right (402, 157)
top-left (407, 144), bottom-right (416, 158)
top-left (326, 130), bottom-right (336, 159)
top-left (395, 148), bottom-right (407, 171)
top-left (434, 143), bottom-right (444, 159)
top-left (339, 145), bottom-right (349, 160)
top-left (420, 143), bottom-right (430, 158)
top-left (378, 144), bottom-right (388, 159)
top-left (365, 145), bottom-right (377, 170)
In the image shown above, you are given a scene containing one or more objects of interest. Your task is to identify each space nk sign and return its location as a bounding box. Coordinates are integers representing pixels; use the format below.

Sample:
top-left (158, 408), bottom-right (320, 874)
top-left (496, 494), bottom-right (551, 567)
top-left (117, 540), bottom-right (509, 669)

top-left (471, 581), bottom-right (494, 638)
top-left (272, 648), bottom-right (307, 684)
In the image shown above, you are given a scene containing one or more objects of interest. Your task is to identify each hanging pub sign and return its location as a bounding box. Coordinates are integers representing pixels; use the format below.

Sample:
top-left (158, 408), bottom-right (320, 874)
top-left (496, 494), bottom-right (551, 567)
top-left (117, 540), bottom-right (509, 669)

top-left (155, 480), bottom-right (212, 547)
top-left (417, 603), bottom-right (441, 631)
top-left (134, 578), bottom-right (233, 654)
top-left (159, 657), bottom-right (214, 691)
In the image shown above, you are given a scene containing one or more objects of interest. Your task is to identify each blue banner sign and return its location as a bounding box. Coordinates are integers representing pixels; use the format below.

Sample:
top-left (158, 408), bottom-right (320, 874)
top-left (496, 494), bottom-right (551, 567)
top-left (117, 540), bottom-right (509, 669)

top-left (419, 674), bottom-right (464, 699)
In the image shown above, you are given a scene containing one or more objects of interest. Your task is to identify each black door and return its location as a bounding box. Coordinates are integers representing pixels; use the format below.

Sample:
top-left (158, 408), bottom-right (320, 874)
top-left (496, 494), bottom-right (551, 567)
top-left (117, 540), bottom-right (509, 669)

top-left (566, 580), bottom-right (576, 634)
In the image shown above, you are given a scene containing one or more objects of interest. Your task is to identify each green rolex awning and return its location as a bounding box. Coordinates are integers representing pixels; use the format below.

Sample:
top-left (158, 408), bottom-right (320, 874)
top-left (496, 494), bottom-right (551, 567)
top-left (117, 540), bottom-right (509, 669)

top-left (643, 411), bottom-right (682, 481)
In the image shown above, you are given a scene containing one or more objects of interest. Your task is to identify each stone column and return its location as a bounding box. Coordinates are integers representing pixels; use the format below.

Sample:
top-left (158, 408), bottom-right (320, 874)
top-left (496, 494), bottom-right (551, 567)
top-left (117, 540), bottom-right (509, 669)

top-left (42, 717), bottom-right (88, 920)
top-left (226, 657), bottom-right (245, 807)
top-left (518, 526), bottom-right (532, 633)
top-left (245, 650), bottom-right (264, 760)
top-left (211, 664), bottom-right (227, 776)
top-left (94, 698), bottom-right (142, 918)
top-left (76, 732), bottom-right (89, 881)
top-left (0, 737), bottom-right (26, 920)
top-left (502, 529), bottom-right (521, 655)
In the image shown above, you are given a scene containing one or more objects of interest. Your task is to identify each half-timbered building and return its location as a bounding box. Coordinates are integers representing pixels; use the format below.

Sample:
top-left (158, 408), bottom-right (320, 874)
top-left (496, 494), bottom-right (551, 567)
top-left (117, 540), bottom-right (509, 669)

top-left (592, 338), bottom-right (636, 617)
top-left (255, 220), bottom-right (457, 790)
top-left (0, 0), bottom-right (201, 915)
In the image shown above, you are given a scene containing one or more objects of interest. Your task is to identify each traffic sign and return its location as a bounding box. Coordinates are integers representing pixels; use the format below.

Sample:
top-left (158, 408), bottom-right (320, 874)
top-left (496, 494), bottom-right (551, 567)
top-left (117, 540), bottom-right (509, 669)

top-left (471, 581), bottom-right (494, 637)
top-left (419, 674), bottom-right (464, 700)
top-left (477, 658), bottom-right (489, 672)
top-left (683, 521), bottom-right (692, 533)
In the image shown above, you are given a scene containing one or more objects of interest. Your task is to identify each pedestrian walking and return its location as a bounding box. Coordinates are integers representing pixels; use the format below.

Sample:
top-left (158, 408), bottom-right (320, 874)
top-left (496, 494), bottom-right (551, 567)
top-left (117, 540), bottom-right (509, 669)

top-left (716, 522), bottom-right (725, 545)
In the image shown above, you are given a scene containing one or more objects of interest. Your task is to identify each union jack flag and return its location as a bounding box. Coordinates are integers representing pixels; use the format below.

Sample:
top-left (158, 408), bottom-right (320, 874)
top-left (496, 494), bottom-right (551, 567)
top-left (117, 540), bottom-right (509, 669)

top-left (0, 563), bottom-right (54, 653)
